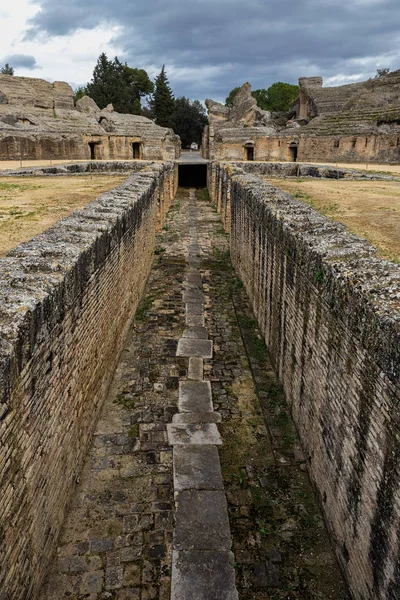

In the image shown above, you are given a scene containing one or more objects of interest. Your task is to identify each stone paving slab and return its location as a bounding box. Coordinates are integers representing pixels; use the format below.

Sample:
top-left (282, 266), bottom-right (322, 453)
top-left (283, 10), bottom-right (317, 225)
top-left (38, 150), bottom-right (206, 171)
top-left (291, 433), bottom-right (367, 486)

top-left (185, 302), bottom-right (204, 316)
top-left (173, 445), bottom-right (224, 491)
top-left (188, 357), bottom-right (203, 380)
top-left (182, 327), bottom-right (208, 340)
top-left (186, 257), bottom-right (201, 266)
top-left (171, 550), bottom-right (238, 600)
top-left (172, 412), bottom-right (222, 424)
top-left (174, 491), bottom-right (231, 550)
top-left (182, 289), bottom-right (205, 303)
top-left (186, 272), bottom-right (202, 284)
top-left (183, 282), bottom-right (202, 292)
top-left (185, 312), bottom-right (205, 327)
top-left (177, 337), bottom-right (212, 357)
top-left (167, 422), bottom-right (222, 445)
top-left (178, 380), bottom-right (212, 412)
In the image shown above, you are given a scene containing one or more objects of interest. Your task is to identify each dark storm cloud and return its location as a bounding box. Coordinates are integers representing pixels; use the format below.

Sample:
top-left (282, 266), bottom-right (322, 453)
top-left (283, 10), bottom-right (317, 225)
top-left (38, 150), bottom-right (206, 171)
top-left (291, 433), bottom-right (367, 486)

top-left (2, 54), bottom-right (38, 70)
top-left (25, 0), bottom-right (400, 101)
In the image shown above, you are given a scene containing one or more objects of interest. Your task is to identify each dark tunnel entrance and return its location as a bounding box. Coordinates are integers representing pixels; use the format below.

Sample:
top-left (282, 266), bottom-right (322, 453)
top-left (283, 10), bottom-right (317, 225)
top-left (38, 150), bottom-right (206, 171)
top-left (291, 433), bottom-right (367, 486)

top-left (178, 164), bottom-right (208, 188)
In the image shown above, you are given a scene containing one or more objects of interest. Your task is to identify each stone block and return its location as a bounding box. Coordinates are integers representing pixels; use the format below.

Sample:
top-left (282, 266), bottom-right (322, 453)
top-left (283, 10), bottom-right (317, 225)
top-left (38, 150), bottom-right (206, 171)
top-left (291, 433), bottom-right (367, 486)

top-left (173, 445), bottom-right (224, 491)
top-left (183, 290), bottom-right (205, 303)
top-left (167, 423), bottom-right (222, 446)
top-left (185, 303), bottom-right (204, 317)
top-left (182, 327), bottom-right (208, 340)
top-left (177, 338), bottom-right (212, 358)
top-left (185, 312), bottom-right (205, 327)
top-left (172, 412), bottom-right (222, 424)
top-left (178, 381), bottom-right (212, 412)
top-left (173, 490), bottom-right (231, 550)
top-left (188, 357), bottom-right (203, 380)
top-left (171, 550), bottom-right (238, 600)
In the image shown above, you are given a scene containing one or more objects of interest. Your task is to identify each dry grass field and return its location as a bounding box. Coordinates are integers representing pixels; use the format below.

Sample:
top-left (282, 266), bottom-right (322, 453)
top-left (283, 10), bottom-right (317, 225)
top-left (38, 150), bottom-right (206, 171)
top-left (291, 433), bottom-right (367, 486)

top-left (267, 178), bottom-right (400, 262)
top-left (0, 175), bottom-right (126, 256)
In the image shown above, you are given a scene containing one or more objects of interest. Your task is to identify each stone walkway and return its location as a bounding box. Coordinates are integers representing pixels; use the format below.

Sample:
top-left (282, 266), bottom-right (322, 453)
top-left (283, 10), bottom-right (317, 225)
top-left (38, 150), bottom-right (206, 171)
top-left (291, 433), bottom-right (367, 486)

top-left (40, 187), bottom-right (349, 600)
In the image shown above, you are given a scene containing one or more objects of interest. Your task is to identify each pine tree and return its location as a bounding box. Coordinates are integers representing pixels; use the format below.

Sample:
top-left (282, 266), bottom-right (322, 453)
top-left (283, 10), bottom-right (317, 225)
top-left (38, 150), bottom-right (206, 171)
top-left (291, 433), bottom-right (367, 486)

top-left (152, 66), bottom-right (175, 128)
top-left (85, 54), bottom-right (153, 114)
top-left (86, 53), bottom-right (123, 109)
top-left (1, 63), bottom-right (14, 75)
top-left (171, 97), bottom-right (208, 148)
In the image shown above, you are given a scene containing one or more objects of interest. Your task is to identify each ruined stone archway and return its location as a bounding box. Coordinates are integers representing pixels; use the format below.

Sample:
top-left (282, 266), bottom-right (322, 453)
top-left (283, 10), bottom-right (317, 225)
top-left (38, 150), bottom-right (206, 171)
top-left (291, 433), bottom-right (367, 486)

top-left (132, 142), bottom-right (143, 159)
top-left (88, 141), bottom-right (101, 160)
top-left (288, 141), bottom-right (298, 162)
top-left (244, 142), bottom-right (255, 161)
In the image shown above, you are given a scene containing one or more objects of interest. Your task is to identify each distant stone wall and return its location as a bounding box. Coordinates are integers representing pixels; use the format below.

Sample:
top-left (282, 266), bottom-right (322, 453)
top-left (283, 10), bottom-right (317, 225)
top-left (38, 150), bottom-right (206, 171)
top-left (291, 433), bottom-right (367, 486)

top-left (0, 162), bottom-right (177, 599)
top-left (234, 161), bottom-right (398, 180)
top-left (0, 132), bottom-right (179, 161)
top-left (297, 133), bottom-right (400, 164)
top-left (0, 160), bottom-right (155, 177)
top-left (209, 161), bottom-right (400, 600)
top-left (208, 133), bottom-right (400, 164)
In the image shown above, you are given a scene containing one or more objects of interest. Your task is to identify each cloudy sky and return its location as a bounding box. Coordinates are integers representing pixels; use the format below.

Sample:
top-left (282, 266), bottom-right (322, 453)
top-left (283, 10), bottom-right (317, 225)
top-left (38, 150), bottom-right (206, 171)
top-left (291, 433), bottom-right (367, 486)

top-left (1, 0), bottom-right (400, 103)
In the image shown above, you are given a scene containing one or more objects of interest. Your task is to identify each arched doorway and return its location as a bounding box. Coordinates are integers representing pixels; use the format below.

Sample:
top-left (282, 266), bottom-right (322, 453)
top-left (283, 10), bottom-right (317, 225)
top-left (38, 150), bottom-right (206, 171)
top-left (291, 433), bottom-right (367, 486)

top-left (288, 142), bottom-right (298, 162)
top-left (132, 142), bottom-right (142, 159)
top-left (244, 142), bottom-right (255, 161)
top-left (88, 142), bottom-right (101, 160)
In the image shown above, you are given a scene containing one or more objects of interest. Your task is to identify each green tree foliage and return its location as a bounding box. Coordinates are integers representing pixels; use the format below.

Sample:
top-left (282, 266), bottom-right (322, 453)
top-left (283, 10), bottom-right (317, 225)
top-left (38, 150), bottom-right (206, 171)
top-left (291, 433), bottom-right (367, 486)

top-left (225, 86), bottom-right (240, 107)
top-left (1, 63), bottom-right (14, 75)
top-left (74, 86), bottom-right (88, 103)
top-left (85, 53), bottom-right (153, 114)
top-left (250, 88), bottom-right (269, 110)
top-left (265, 82), bottom-right (299, 111)
top-left (375, 67), bottom-right (390, 78)
top-left (171, 97), bottom-right (208, 147)
top-left (152, 66), bottom-right (175, 127)
top-left (225, 82), bottom-right (299, 112)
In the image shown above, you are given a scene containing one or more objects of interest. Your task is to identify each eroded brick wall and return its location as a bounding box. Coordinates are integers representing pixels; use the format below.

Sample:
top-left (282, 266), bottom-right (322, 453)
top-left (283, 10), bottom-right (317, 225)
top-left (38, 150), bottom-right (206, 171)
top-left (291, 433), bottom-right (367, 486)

top-left (0, 162), bottom-right (177, 599)
top-left (209, 162), bottom-right (400, 600)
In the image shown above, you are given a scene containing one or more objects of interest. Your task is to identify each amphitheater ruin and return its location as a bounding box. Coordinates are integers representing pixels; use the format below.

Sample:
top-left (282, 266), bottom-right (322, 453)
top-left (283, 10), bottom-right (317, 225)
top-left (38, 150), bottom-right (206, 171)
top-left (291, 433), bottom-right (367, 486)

top-left (0, 73), bottom-right (399, 600)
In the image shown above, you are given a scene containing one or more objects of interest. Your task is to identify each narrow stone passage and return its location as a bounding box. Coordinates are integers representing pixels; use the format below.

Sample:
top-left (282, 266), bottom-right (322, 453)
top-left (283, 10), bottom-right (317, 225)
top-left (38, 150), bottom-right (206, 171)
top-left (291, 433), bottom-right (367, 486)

top-left (40, 187), bottom-right (349, 600)
top-left (168, 190), bottom-right (238, 600)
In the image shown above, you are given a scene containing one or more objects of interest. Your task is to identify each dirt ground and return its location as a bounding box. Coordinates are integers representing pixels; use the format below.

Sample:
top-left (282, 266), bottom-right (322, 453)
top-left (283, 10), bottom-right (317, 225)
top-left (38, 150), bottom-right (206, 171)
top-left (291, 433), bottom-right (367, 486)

top-left (0, 159), bottom-right (89, 170)
top-left (267, 178), bottom-right (400, 262)
top-left (0, 175), bottom-right (126, 256)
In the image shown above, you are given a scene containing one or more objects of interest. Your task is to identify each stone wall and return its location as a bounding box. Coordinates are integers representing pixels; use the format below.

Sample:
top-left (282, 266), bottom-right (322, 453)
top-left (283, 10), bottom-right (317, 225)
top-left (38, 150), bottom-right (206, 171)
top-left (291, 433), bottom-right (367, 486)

top-left (0, 75), bottom-right (181, 162)
top-left (0, 160), bottom-right (155, 178)
top-left (0, 162), bottom-right (177, 599)
top-left (297, 133), bottom-right (400, 164)
top-left (233, 160), bottom-right (398, 180)
top-left (208, 133), bottom-right (400, 164)
top-left (0, 132), bottom-right (180, 162)
top-left (208, 161), bottom-right (400, 600)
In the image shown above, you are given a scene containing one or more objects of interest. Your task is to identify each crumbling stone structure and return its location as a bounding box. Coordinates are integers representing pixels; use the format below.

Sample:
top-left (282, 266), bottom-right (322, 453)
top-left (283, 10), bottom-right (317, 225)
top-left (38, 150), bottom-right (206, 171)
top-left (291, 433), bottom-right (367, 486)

top-left (0, 153), bottom-right (399, 600)
top-left (204, 72), bottom-right (400, 163)
top-left (0, 161), bottom-right (178, 598)
top-left (202, 83), bottom-right (281, 161)
top-left (0, 75), bottom-right (181, 161)
top-left (209, 161), bottom-right (400, 600)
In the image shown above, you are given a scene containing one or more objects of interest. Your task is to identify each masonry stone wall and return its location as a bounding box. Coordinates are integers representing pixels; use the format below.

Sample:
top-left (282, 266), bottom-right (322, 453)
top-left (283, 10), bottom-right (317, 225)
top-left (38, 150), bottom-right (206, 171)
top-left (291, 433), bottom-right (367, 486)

top-left (0, 132), bottom-right (180, 162)
top-left (296, 133), bottom-right (400, 164)
top-left (208, 133), bottom-right (400, 164)
top-left (0, 162), bottom-right (177, 599)
top-left (208, 161), bottom-right (400, 600)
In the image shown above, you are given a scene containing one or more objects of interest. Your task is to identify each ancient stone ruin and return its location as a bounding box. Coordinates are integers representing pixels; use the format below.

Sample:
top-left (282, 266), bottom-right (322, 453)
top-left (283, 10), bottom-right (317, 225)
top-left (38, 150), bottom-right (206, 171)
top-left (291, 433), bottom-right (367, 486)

top-left (0, 73), bottom-right (399, 600)
top-left (0, 75), bottom-right (181, 161)
top-left (203, 71), bottom-right (400, 163)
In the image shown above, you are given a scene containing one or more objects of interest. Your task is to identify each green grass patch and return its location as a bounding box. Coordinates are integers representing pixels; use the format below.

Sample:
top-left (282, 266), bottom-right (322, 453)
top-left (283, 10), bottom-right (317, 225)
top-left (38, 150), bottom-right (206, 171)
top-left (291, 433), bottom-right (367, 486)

top-left (135, 295), bottom-right (154, 321)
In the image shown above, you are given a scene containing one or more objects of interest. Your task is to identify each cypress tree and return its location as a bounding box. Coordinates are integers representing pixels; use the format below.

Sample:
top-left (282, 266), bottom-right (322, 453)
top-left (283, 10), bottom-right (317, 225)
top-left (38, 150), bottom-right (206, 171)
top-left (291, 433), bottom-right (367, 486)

top-left (152, 66), bottom-right (175, 128)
